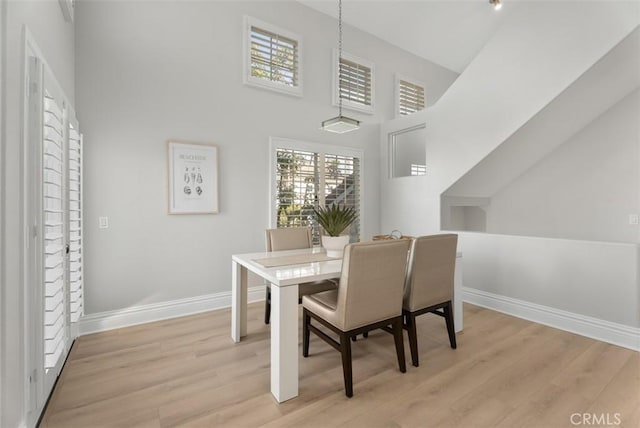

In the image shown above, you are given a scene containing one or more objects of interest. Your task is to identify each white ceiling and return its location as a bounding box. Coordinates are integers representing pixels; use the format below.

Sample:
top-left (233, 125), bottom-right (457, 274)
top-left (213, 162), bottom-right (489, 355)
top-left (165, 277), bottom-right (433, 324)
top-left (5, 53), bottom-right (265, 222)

top-left (298, 0), bottom-right (515, 73)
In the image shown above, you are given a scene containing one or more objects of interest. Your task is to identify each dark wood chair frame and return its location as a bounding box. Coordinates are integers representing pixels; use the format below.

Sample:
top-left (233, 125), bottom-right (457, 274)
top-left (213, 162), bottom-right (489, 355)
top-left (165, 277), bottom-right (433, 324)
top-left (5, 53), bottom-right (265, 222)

top-left (302, 308), bottom-right (406, 397)
top-left (404, 300), bottom-right (456, 367)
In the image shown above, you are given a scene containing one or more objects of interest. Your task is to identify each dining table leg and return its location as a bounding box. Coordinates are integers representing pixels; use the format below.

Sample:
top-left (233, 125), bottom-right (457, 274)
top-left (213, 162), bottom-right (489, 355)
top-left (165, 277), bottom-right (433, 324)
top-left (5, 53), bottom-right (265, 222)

top-left (270, 283), bottom-right (299, 403)
top-left (231, 260), bottom-right (247, 342)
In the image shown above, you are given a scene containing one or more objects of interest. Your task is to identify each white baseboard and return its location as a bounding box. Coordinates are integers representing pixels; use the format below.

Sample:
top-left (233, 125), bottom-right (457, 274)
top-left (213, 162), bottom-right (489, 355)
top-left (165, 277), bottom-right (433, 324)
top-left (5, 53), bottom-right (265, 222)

top-left (463, 287), bottom-right (640, 352)
top-left (79, 286), bottom-right (265, 335)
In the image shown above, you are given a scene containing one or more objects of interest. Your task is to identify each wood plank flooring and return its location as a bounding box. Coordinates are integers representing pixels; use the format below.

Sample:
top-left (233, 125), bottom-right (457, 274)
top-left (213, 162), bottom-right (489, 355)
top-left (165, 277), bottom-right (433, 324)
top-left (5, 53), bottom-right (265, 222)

top-left (40, 303), bottom-right (639, 428)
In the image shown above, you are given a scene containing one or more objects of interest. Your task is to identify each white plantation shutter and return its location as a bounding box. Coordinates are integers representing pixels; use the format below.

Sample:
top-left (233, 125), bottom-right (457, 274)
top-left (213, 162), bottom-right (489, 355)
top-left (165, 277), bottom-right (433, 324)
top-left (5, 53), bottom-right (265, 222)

top-left (43, 90), bottom-right (66, 370)
top-left (68, 123), bottom-right (83, 324)
top-left (334, 51), bottom-right (375, 113)
top-left (275, 146), bottom-right (361, 245)
top-left (339, 58), bottom-right (371, 106)
top-left (244, 17), bottom-right (302, 96)
top-left (250, 27), bottom-right (298, 86)
top-left (397, 76), bottom-right (425, 116)
top-left (323, 154), bottom-right (360, 242)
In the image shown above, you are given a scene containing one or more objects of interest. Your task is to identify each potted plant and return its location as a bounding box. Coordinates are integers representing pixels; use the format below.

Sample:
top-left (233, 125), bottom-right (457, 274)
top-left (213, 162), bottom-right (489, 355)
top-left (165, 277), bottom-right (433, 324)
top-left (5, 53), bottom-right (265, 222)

top-left (313, 204), bottom-right (357, 258)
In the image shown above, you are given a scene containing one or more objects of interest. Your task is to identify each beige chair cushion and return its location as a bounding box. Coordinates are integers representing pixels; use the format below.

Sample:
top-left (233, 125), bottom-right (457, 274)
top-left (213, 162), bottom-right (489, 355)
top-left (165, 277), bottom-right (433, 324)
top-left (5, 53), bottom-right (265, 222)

top-left (403, 234), bottom-right (458, 312)
top-left (303, 239), bottom-right (411, 331)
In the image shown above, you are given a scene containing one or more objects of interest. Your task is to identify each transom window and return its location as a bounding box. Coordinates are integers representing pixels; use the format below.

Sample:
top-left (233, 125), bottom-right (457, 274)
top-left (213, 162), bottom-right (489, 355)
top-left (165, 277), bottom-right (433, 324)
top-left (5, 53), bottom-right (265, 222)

top-left (333, 51), bottom-right (375, 114)
top-left (271, 140), bottom-right (362, 245)
top-left (396, 75), bottom-right (426, 117)
top-left (244, 16), bottom-right (302, 96)
top-left (410, 163), bottom-right (426, 176)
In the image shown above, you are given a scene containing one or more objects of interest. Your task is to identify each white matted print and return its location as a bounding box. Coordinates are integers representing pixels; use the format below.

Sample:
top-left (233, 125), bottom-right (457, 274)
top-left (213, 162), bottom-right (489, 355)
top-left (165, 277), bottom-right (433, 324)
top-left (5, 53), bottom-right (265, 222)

top-left (167, 141), bottom-right (219, 214)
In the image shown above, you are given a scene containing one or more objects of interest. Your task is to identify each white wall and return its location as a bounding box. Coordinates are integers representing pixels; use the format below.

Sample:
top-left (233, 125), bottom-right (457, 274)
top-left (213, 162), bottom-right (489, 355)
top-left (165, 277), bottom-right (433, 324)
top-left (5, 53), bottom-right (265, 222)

top-left (0, 2), bottom-right (6, 424)
top-left (1, 1), bottom-right (75, 427)
top-left (458, 232), bottom-right (639, 328)
top-left (485, 90), bottom-right (640, 243)
top-left (75, 1), bottom-right (458, 315)
top-left (443, 28), bottom-right (640, 202)
top-left (380, 2), bottom-right (639, 237)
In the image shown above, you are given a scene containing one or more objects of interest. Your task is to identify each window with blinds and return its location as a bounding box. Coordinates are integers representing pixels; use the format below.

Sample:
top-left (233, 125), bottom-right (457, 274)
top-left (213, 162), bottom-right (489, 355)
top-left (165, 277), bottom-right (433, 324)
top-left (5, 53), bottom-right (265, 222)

top-left (244, 16), bottom-right (302, 96)
top-left (334, 51), bottom-right (375, 114)
top-left (43, 90), bottom-right (65, 370)
top-left (397, 76), bottom-right (425, 116)
top-left (275, 148), bottom-right (360, 245)
top-left (68, 123), bottom-right (83, 324)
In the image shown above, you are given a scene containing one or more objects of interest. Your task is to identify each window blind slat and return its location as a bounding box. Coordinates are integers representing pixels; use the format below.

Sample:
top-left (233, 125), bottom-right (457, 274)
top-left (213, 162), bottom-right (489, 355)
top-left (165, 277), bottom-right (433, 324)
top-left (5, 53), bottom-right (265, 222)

top-left (249, 24), bottom-right (300, 89)
top-left (338, 56), bottom-right (373, 108)
top-left (398, 79), bottom-right (425, 115)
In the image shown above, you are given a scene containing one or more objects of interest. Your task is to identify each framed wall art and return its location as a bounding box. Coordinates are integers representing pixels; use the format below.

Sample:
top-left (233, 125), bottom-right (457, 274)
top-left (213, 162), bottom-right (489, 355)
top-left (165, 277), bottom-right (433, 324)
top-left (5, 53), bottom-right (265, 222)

top-left (167, 141), bottom-right (219, 214)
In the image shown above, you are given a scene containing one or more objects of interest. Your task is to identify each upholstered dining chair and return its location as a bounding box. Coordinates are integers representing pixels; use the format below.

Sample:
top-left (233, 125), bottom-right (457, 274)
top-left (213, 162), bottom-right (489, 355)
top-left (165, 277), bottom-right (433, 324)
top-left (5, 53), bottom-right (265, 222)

top-left (263, 227), bottom-right (338, 324)
top-left (403, 234), bottom-right (458, 367)
top-left (302, 239), bottom-right (411, 397)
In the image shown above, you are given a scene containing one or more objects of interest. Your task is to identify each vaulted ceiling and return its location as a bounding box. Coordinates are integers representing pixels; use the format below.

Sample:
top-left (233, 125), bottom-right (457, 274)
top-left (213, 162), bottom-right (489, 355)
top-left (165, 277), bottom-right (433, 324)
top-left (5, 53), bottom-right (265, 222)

top-left (298, 0), bottom-right (513, 73)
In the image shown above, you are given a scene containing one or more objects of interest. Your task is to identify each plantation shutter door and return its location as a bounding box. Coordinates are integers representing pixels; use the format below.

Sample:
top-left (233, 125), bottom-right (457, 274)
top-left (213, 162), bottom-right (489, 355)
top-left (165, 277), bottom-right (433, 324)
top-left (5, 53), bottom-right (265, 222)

top-left (275, 148), bottom-right (319, 228)
top-left (68, 118), bottom-right (83, 334)
top-left (42, 79), bottom-right (67, 373)
top-left (324, 154), bottom-right (360, 242)
top-left (274, 144), bottom-right (361, 245)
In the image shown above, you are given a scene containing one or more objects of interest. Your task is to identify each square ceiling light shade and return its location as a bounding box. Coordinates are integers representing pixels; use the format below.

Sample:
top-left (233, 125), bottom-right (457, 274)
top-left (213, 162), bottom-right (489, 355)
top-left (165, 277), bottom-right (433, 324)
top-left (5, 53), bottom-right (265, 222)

top-left (320, 115), bottom-right (360, 134)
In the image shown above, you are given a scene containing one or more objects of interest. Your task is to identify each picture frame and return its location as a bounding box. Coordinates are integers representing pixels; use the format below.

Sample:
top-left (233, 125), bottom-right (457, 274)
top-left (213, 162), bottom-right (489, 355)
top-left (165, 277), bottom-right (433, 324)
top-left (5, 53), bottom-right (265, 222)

top-left (167, 141), bottom-right (219, 214)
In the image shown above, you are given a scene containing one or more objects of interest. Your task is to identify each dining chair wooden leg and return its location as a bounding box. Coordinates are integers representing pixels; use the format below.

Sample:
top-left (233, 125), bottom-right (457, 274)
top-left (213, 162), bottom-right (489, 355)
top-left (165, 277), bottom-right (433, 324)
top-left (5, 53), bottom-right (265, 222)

top-left (340, 332), bottom-right (353, 397)
top-left (264, 287), bottom-right (271, 325)
top-left (392, 317), bottom-right (407, 373)
top-left (444, 301), bottom-right (457, 349)
top-left (405, 311), bottom-right (419, 367)
top-left (303, 309), bottom-right (311, 358)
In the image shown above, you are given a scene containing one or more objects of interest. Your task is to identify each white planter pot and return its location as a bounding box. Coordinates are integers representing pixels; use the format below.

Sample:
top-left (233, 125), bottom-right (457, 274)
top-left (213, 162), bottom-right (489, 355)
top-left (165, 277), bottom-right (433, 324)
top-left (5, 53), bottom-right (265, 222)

top-left (321, 235), bottom-right (350, 258)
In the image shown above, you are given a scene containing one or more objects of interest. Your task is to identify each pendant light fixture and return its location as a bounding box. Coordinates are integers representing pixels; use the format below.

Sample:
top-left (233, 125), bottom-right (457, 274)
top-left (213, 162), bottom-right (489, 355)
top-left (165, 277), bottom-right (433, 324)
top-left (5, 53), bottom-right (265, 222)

top-left (321, 0), bottom-right (360, 134)
top-left (490, 0), bottom-right (502, 10)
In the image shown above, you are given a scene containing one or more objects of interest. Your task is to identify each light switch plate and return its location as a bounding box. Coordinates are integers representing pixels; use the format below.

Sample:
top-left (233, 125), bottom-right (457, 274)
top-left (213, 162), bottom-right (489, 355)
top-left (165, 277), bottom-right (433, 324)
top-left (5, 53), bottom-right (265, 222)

top-left (629, 214), bottom-right (639, 225)
top-left (99, 217), bottom-right (109, 229)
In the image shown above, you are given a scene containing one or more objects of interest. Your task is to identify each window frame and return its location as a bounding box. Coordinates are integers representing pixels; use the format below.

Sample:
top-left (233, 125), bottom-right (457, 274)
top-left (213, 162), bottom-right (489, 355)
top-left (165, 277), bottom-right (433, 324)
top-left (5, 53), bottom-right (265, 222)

top-left (332, 50), bottom-right (375, 114)
top-left (243, 16), bottom-right (303, 97)
top-left (395, 73), bottom-right (426, 118)
top-left (268, 137), bottom-right (365, 243)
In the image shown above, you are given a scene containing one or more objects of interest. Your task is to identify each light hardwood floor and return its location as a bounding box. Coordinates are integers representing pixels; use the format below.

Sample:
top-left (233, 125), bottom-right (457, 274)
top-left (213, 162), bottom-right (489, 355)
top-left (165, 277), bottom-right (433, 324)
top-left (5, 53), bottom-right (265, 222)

top-left (41, 303), bottom-right (639, 428)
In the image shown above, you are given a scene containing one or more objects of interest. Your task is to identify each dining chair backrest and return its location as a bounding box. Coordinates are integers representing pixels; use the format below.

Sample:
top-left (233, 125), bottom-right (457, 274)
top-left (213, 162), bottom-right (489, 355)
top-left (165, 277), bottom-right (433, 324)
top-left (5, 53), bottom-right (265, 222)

top-left (336, 239), bottom-right (411, 331)
top-left (266, 227), bottom-right (313, 252)
top-left (404, 234), bottom-right (458, 312)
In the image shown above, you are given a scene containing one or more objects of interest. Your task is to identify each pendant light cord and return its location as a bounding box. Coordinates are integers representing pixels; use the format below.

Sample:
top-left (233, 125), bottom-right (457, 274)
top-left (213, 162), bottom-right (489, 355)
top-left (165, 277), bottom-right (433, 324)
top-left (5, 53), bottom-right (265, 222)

top-left (338, 0), bottom-right (343, 117)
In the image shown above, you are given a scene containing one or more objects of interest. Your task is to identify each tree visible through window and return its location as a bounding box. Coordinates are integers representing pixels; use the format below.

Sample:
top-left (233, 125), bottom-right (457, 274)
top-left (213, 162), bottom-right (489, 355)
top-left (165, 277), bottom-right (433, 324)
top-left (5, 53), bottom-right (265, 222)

top-left (244, 17), bottom-right (302, 96)
top-left (276, 148), bottom-right (360, 244)
top-left (250, 27), bottom-right (298, 87)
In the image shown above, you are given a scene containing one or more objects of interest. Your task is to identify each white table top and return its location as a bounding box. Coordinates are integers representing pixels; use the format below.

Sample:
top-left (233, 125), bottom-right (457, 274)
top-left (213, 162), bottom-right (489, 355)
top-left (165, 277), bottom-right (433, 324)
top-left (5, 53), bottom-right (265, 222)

top-left (232, 247), bottom-right (343, 287)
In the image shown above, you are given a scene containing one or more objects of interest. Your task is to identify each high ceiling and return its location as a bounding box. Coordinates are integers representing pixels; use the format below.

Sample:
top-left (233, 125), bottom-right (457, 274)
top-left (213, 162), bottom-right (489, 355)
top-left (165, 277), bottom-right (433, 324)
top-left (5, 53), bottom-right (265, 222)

top-left (298, 0), bottom-right (515, 73)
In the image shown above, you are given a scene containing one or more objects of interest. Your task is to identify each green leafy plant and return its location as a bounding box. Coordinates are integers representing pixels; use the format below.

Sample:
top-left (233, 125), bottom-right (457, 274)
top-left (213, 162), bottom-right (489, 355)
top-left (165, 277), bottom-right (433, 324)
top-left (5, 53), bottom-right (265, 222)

top-left (313, 205), bottom-right (357, 237)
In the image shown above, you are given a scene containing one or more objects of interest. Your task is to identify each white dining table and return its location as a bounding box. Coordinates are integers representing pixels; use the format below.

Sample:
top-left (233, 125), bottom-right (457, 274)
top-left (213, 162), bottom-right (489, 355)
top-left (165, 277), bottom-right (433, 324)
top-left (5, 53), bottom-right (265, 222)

top-left (231, 246), bottom-right (463, 403)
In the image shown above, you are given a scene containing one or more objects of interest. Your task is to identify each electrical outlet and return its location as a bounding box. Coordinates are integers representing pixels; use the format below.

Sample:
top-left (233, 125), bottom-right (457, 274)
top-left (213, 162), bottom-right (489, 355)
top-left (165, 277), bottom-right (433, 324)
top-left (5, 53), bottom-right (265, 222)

top-left (629, 214), bottom-right (639, 225)
top-left (99, 217), bottom-right (109, 229)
